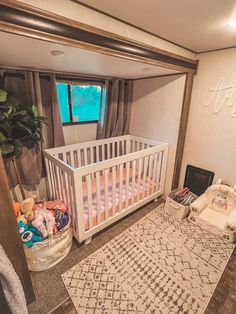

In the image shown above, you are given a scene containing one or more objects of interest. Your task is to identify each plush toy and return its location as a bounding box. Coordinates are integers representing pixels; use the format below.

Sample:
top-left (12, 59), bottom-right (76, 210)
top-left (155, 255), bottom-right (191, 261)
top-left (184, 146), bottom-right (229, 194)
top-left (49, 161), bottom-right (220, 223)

top-left (17, 214), bottom-right (28, 225)
top-left (31, 206), bottom-right (56, 238)
top-left (210, 183), bottom-right (229, 211)
top-left (13, 201), bottom-right (21, 217)
top-left (20, 197), bottom-right (56, 238)
top-left (18, 221), bottom-right (43, 248)
top-left (20, 197), bottom-right (35, 221)
top-left (51, 209), bottom-right (69, 231)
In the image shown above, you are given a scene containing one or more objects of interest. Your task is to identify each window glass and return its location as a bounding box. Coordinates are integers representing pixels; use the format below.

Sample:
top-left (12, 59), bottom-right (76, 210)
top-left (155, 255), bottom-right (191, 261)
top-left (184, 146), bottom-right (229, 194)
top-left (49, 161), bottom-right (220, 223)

top-left (56, 83), bottom-right (70, 123)
top-left (56, 82), bottom-right (103, 124)
top-left (70, 85), bottom-right (101, 123)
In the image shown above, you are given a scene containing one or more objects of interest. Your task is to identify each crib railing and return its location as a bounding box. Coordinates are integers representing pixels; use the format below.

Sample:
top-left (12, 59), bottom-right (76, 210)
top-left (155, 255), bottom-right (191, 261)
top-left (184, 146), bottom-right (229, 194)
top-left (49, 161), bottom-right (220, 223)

top-left (48, 135), bottom-right (130, 168)
top-left (44, 135), bottom-right (168, 242)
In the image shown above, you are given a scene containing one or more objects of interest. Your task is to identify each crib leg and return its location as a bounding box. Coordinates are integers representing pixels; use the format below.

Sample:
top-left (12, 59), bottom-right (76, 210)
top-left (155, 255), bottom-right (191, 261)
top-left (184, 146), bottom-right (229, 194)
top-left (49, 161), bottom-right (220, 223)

top-left (84, 236), bottom-right (92, 245)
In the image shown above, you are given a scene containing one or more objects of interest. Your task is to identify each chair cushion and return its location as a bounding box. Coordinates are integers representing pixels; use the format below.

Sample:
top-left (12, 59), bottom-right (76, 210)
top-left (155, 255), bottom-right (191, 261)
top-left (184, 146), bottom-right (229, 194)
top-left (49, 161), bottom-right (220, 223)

top-left (199, 207), bottom-right (228, 230)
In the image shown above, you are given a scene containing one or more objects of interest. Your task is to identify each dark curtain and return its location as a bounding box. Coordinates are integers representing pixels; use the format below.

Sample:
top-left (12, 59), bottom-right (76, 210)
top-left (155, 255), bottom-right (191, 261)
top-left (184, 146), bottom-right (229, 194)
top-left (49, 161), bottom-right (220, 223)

top-left (97, 79), bottom-right (133, 139)
top-left (2, 71), bottom-right (65, 187)
top-left (37, 73), bottom-right (65, 149)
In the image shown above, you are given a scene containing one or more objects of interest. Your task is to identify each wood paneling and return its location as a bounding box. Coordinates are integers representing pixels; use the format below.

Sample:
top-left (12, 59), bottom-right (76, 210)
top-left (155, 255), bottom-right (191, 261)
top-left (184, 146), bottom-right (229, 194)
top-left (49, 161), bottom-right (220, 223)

top-left (0, 153), bottom-right (35, 304)
top-left (172, 72), bottom-right (194, 189)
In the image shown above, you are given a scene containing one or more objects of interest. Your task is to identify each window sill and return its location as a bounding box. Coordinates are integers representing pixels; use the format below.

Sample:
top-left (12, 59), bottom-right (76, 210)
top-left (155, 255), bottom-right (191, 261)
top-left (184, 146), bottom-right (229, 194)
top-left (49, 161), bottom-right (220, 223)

top-left (62, 121), bottom-right (98, 126)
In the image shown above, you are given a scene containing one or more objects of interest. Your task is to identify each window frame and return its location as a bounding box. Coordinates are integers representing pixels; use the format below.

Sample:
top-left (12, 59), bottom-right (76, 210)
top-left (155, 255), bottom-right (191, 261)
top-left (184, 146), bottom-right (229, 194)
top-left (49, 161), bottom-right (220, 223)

top-left (56, 79), bottom-right (105, 126)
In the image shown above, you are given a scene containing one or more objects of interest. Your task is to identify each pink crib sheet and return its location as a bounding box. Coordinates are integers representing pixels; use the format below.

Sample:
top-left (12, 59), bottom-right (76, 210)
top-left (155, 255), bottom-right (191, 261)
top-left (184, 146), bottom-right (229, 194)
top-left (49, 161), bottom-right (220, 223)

top-left (82, 167), bottom-right (157, 230)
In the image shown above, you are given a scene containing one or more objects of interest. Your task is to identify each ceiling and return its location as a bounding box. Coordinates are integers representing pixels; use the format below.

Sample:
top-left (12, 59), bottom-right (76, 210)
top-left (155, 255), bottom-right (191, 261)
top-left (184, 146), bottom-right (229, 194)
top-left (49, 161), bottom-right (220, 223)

top-left (78, 0), bottom-right (236, 53)
top-left (0, 31), bottom-right (180, 78)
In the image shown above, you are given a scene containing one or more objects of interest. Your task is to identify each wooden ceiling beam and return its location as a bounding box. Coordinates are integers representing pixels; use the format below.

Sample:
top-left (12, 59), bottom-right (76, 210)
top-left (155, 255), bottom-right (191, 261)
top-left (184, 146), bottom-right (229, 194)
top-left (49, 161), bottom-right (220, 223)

top-left (0, 1), bottom-right (198, 74)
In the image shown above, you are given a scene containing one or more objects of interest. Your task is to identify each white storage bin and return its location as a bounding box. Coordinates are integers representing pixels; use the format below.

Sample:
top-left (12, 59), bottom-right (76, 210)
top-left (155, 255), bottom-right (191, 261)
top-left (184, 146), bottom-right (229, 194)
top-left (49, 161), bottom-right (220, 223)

top-left (165, 189), bottom-right (197, 220)
top-left (24, 225), bottom-right (72, 272)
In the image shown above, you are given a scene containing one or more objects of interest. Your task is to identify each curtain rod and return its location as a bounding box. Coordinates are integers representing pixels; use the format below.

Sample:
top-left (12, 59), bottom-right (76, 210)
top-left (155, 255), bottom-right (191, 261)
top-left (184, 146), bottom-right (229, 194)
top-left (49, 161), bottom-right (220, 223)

top-left (0, 66), bottom-right (170, 81)
top-left (0, 65), bottom-right (118, 81)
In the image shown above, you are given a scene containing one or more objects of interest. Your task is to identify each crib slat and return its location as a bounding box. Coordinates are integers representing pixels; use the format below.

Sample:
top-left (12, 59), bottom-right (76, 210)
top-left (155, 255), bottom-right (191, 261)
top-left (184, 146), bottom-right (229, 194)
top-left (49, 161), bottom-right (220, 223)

top-left (147, 154), bottom-right (153, 196)
top-left (62, 152), bottom-right (67, 164)
top-left (84, 148), bottom-right (88, 166)
top-left (77, 149), bottom-right (82, 168)
top-left (154, 152), bottom-right (161, 191)
top-left (52, 164), bottom-right (58, 199)
top-left (142, 156), bottom-right (148, 199)
top-left (87, 147), bottom-right (91, 165)
top-left (131, 160), bottom-right (136, 204)
top-left (124, 140), bottom-right (127, 155)
top-left (67, 175), bottom-right (76, 227)
top-left (125, 161), bottom-right (130, 207)
top-left (104, 168), bottom-right (109, 219)
top-left (60, 169), bottom-right (67, 202)
top-left (107, 143), bottom-right (110, 160)
top-left (119, 164), bottom-right (123, 211)
top-left (90, 148), bottom-right (95, 178)
top-left (63, 172), bottom-right (69, 208)
top-left (112, 166), bottom-right (116, 216)
top-left (152, 153), bottom-right (158, 193)
top-left (130, 140), bottom-right (133, 153)
top-left (51, 163), bottom-right (58, 199)
top-left (101, 145), bottom-right (105, 161)
top-left (112, 142), bottom-right (115, 158)
top-left (61, 170), bottom-right (68, 205)
top-left (117, 141), bottom-right (120, 157)
top-left (71, 151), bottom-right (76, 168)
top-left (137, 157), bottom-right (142, 202)
top-left (96, 145), bottom-right (99, 162)
top-left (86, 174), bottom-right (93, 229)
top-left (95, 172), bottom-right (101, 224)
top-left (45, 158), bottom-right (52, 199)
top-left (121, 140), bottom-right (124, 156)
top-left (91, 147), bottom-right (94, 164)
top-left (55, 165), bottom-right (63, 200)
top-left (157, 151), bottom-right (164, 189)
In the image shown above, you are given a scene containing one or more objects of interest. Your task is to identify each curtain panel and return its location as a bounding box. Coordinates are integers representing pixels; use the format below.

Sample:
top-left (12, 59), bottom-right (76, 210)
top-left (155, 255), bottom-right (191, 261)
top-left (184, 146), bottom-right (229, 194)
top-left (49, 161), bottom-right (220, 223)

top-left (1, 71), bottom-right (65, 187)
top-left (97, 79), bottom-right (133, 139)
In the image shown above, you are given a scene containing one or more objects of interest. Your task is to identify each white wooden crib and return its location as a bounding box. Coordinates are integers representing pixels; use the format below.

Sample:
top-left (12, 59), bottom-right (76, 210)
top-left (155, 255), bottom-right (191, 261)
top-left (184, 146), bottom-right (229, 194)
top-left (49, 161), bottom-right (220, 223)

top-left (43, 135), bottom-right (168, 243)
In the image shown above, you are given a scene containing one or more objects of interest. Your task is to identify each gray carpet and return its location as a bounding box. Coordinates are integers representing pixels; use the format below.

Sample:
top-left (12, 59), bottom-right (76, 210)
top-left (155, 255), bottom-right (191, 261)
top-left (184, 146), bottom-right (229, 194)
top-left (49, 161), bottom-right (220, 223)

top-left (27, 200), bottom-right (162, 314)
top-left (62, 205), bottom-right (234, 314)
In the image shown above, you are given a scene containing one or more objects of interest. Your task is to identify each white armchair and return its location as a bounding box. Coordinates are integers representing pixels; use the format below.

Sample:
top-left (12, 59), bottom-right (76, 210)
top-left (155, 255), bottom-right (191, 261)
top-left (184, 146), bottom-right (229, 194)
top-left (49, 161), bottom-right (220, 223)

top-left (188, 179), bottom-right (236, 243)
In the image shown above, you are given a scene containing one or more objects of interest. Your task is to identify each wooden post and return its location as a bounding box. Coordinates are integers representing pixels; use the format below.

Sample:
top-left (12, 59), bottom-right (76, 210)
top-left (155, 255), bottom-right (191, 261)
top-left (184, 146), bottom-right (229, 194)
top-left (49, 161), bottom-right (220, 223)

top-left (172, 72), bottom-right (194, 189)
top-left (11, 156), bottom-right (26, 200)
top-left (0, 152), bottom-right (35, 305)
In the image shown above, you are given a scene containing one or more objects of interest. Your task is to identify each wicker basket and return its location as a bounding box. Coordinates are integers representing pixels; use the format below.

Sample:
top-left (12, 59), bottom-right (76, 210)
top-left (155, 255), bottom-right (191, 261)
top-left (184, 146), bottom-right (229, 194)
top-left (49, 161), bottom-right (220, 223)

top-left (24, 224), bottom-right (72, 272)
top-left (165, 188), bottom-right (197, 220)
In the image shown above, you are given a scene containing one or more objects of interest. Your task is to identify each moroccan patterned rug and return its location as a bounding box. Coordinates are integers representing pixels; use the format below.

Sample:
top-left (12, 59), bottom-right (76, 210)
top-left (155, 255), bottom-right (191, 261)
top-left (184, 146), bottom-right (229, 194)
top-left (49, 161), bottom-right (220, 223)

top-left (62, 205), bottom-right (235, 313)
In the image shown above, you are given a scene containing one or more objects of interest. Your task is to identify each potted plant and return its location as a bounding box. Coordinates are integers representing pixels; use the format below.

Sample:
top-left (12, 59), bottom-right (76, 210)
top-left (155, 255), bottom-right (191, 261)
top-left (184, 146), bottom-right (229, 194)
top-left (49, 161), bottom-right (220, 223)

top-left (0, 88), bottom-right (47, 199)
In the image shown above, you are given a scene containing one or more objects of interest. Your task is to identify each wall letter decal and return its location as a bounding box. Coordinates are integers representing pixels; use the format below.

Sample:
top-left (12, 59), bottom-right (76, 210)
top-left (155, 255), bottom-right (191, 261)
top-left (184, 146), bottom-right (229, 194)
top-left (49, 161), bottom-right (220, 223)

top-left (203, 77), bottom-right (236, 117)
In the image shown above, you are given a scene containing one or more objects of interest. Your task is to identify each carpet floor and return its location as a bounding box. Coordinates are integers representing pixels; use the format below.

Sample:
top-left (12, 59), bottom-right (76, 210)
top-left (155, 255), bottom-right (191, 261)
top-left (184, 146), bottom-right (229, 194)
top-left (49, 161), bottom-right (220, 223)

top-left (27, 200), bottom-right (161, 314)
top-left (62, 205), bottom-right (234, 314)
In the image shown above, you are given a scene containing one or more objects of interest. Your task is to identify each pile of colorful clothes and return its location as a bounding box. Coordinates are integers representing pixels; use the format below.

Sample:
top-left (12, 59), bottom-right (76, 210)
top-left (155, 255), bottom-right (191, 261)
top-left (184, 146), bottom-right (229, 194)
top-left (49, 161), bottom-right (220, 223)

top-left (14, 198), bottom-right (70, 248)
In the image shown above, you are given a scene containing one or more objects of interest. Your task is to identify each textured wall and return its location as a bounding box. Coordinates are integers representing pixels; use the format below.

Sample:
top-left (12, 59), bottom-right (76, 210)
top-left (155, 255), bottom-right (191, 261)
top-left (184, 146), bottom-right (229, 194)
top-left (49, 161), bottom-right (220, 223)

top-left (129, 74), bottom-right (186, 196)
top-left (180, 48), bottom-right (236, 187)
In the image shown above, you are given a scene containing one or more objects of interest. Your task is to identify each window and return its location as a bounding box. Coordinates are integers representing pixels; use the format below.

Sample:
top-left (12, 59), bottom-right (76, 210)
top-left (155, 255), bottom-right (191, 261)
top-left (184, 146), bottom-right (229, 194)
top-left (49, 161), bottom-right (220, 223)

top-left (56, 82), bottom-right (105, 125)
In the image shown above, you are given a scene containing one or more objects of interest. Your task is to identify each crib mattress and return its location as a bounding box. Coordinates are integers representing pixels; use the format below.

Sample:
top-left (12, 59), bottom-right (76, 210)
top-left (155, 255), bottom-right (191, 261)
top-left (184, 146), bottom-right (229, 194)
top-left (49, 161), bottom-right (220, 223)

top-left (82, 168), bottom-right (158, 229)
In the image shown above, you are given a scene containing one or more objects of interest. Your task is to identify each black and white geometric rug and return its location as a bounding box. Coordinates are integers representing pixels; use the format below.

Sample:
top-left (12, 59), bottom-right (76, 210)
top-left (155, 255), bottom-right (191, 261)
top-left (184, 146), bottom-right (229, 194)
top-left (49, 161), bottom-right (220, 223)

top-left (62, 205), bottom-right (235, 313)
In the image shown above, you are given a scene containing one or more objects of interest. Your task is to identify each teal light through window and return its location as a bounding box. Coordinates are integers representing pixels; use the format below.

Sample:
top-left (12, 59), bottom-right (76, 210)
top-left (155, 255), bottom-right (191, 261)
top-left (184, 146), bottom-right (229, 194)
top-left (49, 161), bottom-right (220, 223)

top-left (56, 82), bottom-right (104, 124)
top-left (56, 83), bottom-right (70, 123)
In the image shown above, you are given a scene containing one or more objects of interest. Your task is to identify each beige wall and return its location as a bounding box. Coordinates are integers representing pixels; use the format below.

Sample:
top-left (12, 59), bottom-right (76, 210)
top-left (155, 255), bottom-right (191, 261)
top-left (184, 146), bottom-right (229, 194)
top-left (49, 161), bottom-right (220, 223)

top-left (17, 0), bottom-right (196, 60)
top-left (63, 123), bottom-right (97, 145)
top-left (180, 48), bottom-right (236, 187)
top-left (129, 74), bottom-right (186, 196)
